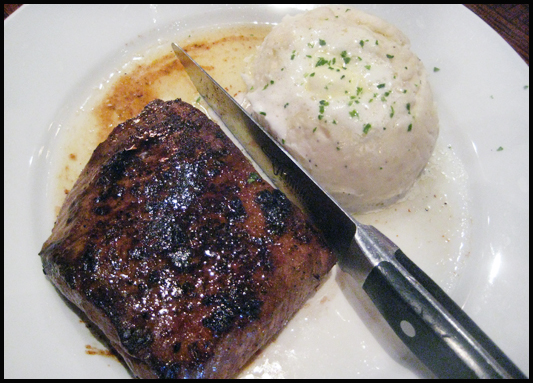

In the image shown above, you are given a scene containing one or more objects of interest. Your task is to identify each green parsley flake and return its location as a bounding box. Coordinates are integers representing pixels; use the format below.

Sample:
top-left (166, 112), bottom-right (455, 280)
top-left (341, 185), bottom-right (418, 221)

top-left (386, 54), bottom-right (394, 59)
top-left (377, 83), bottom-right (385, 89)
top-left (497, 146), bottom-right (504, 151)
top-left (433, 67), bottom-right (440, 72)
top-left (319, 39), bottom-right (326, 46)
top-left (363, 123), bottom-right (372, 134)
top-left (407, 123), bottom-right (412, 132)
top-left (359, 40), bottom-right (365, 48)
top-left (390, 106), bottom-right (395, 118)
top-left (259, 111), bottom-right (266, 116)
top-left (316, 57), bottom-right (329, 67)
top-left (340, 50), bottom-right (351, 64)
top-left (318, 100), bottom-right (329, 115)
top-left (406, 103), bottom-right (411, 114)
top-left (247, 172), bottom-right (261, 184)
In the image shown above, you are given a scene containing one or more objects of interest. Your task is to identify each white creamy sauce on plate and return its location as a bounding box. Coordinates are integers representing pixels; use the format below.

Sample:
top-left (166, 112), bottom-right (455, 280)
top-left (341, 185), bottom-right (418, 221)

top-left (50, 22), bottom-right (471, 379)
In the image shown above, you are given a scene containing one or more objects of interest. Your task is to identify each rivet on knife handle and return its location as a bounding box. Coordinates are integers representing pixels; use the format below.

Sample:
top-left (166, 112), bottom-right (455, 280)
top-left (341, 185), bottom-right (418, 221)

top-left (345, 224), bottom-right (527, 379)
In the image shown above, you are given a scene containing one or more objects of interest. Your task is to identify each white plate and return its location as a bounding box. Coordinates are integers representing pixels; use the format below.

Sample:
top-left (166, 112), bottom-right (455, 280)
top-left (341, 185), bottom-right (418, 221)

top-left (4, 4), bottom-right (529, 378)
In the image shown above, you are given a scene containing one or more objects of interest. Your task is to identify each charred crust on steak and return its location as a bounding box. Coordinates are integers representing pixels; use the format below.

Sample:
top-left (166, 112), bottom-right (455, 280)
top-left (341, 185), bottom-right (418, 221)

top-left (256, 189), bottom-right (292, 236)
top-left (201, 285), bottom-right (263, 333)
top-left (39, 99), bottom-right (336, 378)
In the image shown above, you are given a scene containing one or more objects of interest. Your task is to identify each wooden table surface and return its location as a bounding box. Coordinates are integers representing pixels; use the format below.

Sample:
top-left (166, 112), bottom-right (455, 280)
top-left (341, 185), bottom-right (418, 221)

top-left (4, 4), bottom-right (529, 65)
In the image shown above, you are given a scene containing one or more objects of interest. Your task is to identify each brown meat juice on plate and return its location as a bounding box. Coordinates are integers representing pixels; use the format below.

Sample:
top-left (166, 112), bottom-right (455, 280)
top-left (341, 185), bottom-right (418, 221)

top-left (54, 24), bottom-right (272, 210)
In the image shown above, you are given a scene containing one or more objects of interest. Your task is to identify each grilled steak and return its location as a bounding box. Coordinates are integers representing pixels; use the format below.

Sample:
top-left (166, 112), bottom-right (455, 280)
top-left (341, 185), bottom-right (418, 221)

top-left (40, 99), bottom-right (336, 379)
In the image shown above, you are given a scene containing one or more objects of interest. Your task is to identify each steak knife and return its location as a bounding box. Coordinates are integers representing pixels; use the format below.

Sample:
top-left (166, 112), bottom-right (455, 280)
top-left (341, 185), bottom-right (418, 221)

top-left (171, 43), bottom-right (527, 379)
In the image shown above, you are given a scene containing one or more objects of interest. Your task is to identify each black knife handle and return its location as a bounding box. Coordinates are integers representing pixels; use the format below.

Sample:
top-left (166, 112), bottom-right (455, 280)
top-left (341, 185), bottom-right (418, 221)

top-left (362, 250), bottom-right (527, 379)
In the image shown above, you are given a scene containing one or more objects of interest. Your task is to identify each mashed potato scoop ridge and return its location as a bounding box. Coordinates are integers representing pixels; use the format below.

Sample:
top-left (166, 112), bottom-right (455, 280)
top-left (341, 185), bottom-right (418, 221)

top-left (243, 5), bottom-right (439, 213)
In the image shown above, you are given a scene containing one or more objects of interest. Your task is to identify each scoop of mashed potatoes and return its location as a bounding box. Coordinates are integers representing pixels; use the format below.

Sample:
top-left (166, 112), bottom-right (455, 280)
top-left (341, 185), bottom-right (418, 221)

top-left (243, 5), bottom-right (439, 213)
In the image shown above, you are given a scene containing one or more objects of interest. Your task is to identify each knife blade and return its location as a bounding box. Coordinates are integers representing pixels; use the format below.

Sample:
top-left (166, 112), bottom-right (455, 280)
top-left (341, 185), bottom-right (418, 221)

top-left (171, 43), bottom-right (527, 379)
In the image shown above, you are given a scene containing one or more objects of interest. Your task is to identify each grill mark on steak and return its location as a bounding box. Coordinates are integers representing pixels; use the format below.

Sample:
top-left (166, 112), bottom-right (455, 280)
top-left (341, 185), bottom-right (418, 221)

top-left (40, 99), bottom-right (336, 378)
